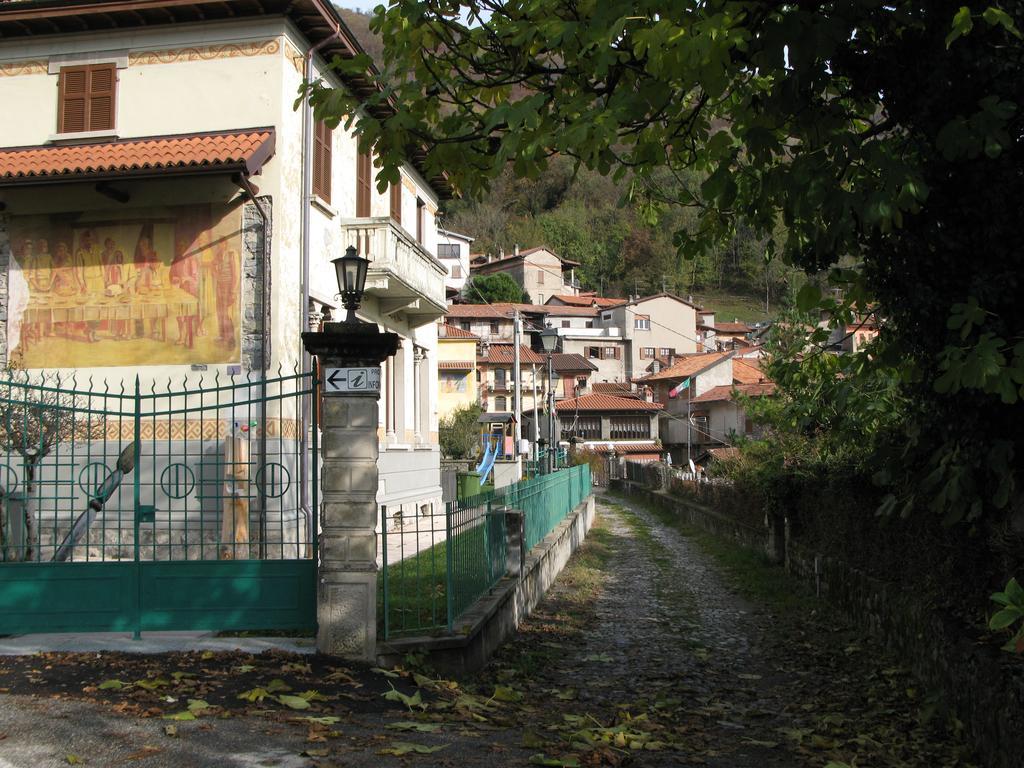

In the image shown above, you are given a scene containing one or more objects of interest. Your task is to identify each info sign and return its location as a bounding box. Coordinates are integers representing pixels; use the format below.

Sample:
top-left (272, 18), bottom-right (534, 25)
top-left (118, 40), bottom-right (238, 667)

top-left (323, 367), bottom-right (381, 395)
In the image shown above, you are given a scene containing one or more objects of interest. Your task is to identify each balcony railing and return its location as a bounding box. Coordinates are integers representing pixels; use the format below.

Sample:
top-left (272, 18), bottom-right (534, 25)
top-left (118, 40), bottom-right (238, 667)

top-left (341, 217), bottom-right (448, 325)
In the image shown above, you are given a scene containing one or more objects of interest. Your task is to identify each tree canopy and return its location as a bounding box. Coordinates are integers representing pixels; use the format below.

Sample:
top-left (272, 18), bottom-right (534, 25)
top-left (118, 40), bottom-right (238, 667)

top-left (463, 272), bottom-right (530, 303)
top-left (307, 1), bottom-right (1024, 526)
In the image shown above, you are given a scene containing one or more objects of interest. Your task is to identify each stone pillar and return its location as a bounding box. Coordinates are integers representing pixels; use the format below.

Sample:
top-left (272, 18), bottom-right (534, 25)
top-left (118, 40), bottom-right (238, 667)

top-left (413, 346), bottom-right (424, 444)
top-left (302, 321), bottom-right (398, 660)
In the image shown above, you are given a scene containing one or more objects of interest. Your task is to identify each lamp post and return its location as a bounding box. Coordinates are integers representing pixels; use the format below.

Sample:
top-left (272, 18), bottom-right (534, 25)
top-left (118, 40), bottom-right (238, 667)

top-left (540, 327), bottom-right (558, 474)
top-left (301, 243), bottom-right (398, 660)
top-left (331, 245), bottom-right (370, 324)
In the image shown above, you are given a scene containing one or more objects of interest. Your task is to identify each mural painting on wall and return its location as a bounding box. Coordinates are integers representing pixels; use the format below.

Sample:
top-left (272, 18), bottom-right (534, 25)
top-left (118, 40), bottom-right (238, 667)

top-left (6, 204), bottom-right (242, 368)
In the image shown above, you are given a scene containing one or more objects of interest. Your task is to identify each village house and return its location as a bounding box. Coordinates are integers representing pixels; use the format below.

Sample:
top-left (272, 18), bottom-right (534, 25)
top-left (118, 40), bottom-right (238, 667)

top-left (635, 351), bottom-right (773, 464)
top-left (0, 0), bottom-right (450, 552)
top-left (521, 392), bottom-right (663, 459)
top-left (469, 245), bottom-right (580, 305)
top-left (437, 227), bottom-right (473, 300)
top-left (599, 293), bottom-right (700, 380)
top-left (436, 323), bottom-right (478, 419)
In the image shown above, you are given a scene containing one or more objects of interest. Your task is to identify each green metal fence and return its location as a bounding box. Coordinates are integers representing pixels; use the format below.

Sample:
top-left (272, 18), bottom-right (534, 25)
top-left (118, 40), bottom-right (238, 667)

top-left (379, 463), bottom-right (591, 639)
top-left (0, 367), bottom-right (317, 635)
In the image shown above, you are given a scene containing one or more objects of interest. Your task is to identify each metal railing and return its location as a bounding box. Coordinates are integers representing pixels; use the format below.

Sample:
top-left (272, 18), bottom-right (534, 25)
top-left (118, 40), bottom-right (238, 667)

top-left (379, 463), bottom-right (591, 639)
top-left (0, 367), bottom-right (316, 564)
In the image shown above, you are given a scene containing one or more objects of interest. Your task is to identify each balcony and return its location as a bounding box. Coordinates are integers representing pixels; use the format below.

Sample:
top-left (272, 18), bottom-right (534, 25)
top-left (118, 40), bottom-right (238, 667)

top-left (341, 217), bottom-right (448, 326)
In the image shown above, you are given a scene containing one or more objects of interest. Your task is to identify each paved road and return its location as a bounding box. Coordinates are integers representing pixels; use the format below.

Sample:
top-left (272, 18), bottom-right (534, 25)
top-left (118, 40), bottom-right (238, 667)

top-left (0, 494), bottom-right (976, 767)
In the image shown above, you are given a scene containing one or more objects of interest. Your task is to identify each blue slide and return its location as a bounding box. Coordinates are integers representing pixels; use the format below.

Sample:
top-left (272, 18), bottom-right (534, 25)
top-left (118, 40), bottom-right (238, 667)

top-left (476, 438), bottom-right (499, 483)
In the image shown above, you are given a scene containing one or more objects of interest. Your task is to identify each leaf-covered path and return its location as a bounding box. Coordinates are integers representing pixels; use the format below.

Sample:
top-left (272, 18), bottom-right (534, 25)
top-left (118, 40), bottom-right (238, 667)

top-left (0, 494), bottom-right (977, 767)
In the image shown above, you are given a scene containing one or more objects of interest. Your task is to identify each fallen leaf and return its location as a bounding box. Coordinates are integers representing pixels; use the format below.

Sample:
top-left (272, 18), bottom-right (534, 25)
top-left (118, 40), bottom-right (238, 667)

top-left (528, 755), bottom-right (580, 767)
top-left (266, 679), bottom-right (292, 693)
top-left (300, 748), bottom-right (329, 757)
top-left (65, 756), bottom-right (83, 766)
top-left (162, 711), bottom-right (196, 721)
top-left (379, 741), bottom-right (447, 756)
top-left (162, 725), bottom-right (178, 738)
top-left (387, 721), bottom-right (441, 733)
top-left (277, 695), bottom-right (311, 710)
top-left (124, 746), bottom-right (163, 762)
top-left (98, 679), bottom-right (127, 691)
top-left (302, 716), bottom-right (341, 725)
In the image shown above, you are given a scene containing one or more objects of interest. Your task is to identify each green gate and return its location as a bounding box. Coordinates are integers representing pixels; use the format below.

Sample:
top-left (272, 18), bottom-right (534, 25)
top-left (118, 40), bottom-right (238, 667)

top-left (0, 368), bottom-right (317, 635)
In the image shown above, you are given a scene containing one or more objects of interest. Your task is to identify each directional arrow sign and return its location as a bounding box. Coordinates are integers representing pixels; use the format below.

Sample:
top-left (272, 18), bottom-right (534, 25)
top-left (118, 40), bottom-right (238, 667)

top-left (324, 367), bottom-right (381, 394)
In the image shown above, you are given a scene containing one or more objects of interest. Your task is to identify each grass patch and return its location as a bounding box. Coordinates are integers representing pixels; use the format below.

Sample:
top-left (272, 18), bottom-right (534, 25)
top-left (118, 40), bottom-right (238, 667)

top-left (688, 290), bottom-right (772, 325)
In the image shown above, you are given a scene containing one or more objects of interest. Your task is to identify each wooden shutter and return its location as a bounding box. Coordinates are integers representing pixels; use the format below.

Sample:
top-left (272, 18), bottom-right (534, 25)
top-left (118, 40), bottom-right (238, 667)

top-left (312, 120), bottom-right (332, 202)
top-left (356, 149), bottom-right (372, 217)
top-left (416, 197), bottom-right (425, 243)
top-left (390, 180), bottom-right (402, 223)
top-left (59, 64), bottom-right (116, 133)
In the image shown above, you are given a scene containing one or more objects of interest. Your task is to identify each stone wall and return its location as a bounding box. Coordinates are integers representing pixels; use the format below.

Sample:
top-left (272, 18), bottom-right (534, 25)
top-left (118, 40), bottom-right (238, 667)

top-left (241, 197), bottom-right (271, 372)
top-left (0, 211), bottom-right (10, 367)
top-left (619, 483), bottom-right (1024, 768)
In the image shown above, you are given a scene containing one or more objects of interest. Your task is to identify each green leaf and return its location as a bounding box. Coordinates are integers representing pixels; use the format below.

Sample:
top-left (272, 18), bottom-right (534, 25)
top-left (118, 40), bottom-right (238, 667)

top-left (528, 755), bottom-right (581, 767)
top-left (266, 678), bottom-right (292, 693)
top-left (946, 6), bottom-right (974, 48)
top-left (387, 721), bottom-right (441, 733)
top-left (380, 741), bottom-right (448, 756)
top-left (276, 695), bottom-right (312, 710)
top-left (383, 684), bottom-right (426, 710)
top-left (237, 687), bottom-right (269, 703)
top-left (795, 283), bottom-right (822, 313)
top-left (989, 608), bottom-right (1023, 630)
top-left (186, 699), bottom-right (211, 713)
top-left (302, 716), bottom-right (341, 725)
top-left (982, 7), bottom-right (1022, 37)
top-left (98, 679), bottom-right (126, 690)
top-left (492, 685), bottom-right (523, 702)
top-left (65, 756), bottom-right (83, 765)
top-left (162, 711), bottom-right (197, 721)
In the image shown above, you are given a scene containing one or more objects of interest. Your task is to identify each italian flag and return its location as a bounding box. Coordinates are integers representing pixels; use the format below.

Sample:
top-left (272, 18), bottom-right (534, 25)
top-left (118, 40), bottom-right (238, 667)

top-left (669, 378), bottom-right (691, 398)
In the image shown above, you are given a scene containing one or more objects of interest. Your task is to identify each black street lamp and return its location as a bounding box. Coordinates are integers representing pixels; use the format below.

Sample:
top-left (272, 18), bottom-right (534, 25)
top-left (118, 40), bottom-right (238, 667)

top-left (331, 245), bottom-right (370, 323)
top-left (540, 327), bottom-right (559, 473)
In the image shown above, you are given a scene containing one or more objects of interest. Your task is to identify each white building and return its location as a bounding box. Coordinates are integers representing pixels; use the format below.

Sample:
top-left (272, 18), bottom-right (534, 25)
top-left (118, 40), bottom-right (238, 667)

top-left (0, 1), bottom-right (448, 532)
top-left (437, 228), bottom-right (473, 298)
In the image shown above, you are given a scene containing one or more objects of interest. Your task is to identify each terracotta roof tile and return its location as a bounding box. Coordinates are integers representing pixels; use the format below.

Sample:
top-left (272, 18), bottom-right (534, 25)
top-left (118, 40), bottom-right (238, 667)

top-left (547, 294), bottom-right (625, 308)
top-left (689, 382), bottom-right (777, 404)
top-left (478, 344), bottom-right (544, 365)
top-left (439, 323), bottom-right (479, 339)
top-left (584, 443), bottom-right (662, 455)
top-left (0, 128), bottom-right (275, 184)
top-left (593, 382), bottom-right (637, 396)
top-left (542, 305), bottom-right (601, 317)
top-left (551, 353), bottom-right (598, 372)
top-left (713, 322), bottom-right (752, 334)
top-left (445, 303), bottom-right (533, 319)
top-left (554, 393), bottom-right (663, 412)
top-left (438, 360), bottom-right (475, 370)
top-left (636, 352), bottom-right (732, 383)
top-left (732, 357), bottom-right (768, 385)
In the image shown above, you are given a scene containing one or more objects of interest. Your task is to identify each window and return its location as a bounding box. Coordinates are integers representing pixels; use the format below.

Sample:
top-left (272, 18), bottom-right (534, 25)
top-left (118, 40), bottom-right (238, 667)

top-left (537, 270), bottom-right (545, 285)
top-left (451, 264), bottom-right (463, 279)
top-left (602, 312), bottom-right (613, 322)
top-left (356, 148), bottom-right (372, 217)
top-left (459, 321), bottom-right (471, 331)
top-left (494, 368), bottom-right (507, 388)
top-left (659, 347), bottom-right (675, 357)
top-left (604, 347), bottom-right (619, 359)
top-left (745, 417), bottom-right (754, 435)
top-left (538, 293), bottom-right (544, 303)
top-left (437, 243), bottom-right (461, 259)
top-left (634, 316), bottom-right (651, 330)
top-left (416, 198), bottom-right (425, 244)
top-left (495, 396), bottom-right (507, 411)
top-left (58, 63), bottom-right (116, 133)
top-left (585, 321), bottom-right (594, 328)
top-left (561, 320), bottom-right (571, 328)
top-left (312, 120), bottom-right (332, 202)
top-left (563, 415), bottom-right (601, 440)
top-left (610, 416), bottom-right (650, 439)
top-left (641, 347), bottom-right (656, 359)
top-left (489, 321), bottom-right (499, 335)
top-left (586, 346), bottom-right (601, 359)
top-left (390, 180), bottom-right (402, 223)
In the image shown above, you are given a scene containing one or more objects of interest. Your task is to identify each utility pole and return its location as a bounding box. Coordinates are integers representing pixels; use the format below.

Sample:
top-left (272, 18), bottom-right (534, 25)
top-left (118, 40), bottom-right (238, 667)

top-left (547, 351), bottom-right (556, 473)
top-left (512, 310), bottom-right (522, 477)
top-left (532, 363), bottom-right (539, 467)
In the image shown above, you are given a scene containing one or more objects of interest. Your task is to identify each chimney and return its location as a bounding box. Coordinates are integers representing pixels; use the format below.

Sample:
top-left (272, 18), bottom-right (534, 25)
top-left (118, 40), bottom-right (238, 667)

top-left (499, 247), bottom-right (505, 259)
top-left (644, 385), bottom-right (654, 402)
top-left (514, 244), bottom-right (520, 256)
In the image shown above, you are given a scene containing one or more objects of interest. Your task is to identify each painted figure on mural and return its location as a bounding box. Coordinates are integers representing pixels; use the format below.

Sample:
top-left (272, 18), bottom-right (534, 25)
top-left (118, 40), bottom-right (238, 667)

top-left (76, 230), bottom-right (105, 342)
top-left (170, 238), bottom-right (199, 349)
top-left (195, 231), bottom-right (218, 339)
top-left (214, 247), bottom-right (238, 347)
